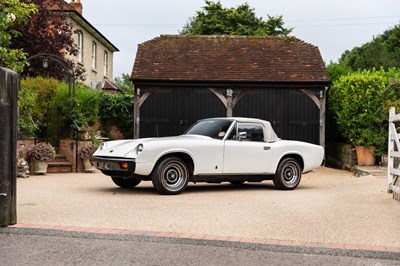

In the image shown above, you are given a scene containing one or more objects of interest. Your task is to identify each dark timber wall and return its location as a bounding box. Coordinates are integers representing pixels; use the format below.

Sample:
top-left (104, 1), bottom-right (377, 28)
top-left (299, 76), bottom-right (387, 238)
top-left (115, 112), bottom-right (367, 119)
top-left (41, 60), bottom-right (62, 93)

top-left (140, 87), bottom-right (226, 137)
top-left (139, 87), bottom-right (320, 145)
top-left (234, 89), bottom-right (320, 144)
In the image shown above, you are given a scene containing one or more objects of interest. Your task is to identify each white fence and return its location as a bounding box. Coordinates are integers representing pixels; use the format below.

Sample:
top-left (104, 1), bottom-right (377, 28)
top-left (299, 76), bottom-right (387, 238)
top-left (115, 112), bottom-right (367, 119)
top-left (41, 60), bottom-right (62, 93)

top-left (388, 107), bottom-right (400, 200)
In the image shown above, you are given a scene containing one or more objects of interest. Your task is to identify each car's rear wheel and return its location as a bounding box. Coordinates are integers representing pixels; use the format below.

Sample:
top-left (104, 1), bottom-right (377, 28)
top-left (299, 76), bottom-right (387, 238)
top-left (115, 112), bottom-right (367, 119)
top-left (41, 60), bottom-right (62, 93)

top-left (273, 158), bottom-right (301, 190)
top-left (111, 176), bottom-right (141, 188)
top-left (152, 157), bottom-right (189, 195)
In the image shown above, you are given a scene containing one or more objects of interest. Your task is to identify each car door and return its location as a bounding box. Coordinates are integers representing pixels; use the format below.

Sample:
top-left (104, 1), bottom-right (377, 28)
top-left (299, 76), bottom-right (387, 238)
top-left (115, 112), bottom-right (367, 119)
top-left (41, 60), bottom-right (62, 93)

top-left (223, 123), bottom-right (273, 174)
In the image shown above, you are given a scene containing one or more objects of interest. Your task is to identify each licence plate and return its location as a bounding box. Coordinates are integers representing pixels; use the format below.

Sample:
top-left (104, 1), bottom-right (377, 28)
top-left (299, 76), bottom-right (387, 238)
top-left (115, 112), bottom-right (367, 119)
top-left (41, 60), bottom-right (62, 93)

top-left (96, 161), bottom-right (113, 170)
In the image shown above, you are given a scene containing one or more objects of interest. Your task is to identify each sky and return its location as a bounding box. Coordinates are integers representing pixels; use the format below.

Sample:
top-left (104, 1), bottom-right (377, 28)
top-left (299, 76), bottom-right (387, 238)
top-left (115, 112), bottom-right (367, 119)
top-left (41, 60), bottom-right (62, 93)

top-left (80, 0), bottom-right (400, 79)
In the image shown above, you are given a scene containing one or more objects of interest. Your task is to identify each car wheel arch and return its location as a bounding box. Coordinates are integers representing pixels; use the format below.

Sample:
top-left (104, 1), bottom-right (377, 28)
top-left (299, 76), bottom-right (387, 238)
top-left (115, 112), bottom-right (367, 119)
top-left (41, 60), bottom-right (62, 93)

top-left (153, 152), bottom-right (194, 176)
top-left (276, 154), bottom-right (304, 173)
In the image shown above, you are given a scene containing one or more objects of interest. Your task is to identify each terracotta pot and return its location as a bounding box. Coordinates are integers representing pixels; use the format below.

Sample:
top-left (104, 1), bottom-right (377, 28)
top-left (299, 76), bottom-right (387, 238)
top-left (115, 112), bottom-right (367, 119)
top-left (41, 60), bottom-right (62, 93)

top-left (33, 160), bottom-right (48, 174)
top-left (355, 146), bottom-right (376, 166)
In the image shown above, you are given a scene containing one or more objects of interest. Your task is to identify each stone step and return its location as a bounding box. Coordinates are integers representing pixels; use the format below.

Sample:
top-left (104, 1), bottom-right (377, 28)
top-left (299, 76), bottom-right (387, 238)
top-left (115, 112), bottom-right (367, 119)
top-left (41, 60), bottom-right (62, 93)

top-left (352, 165), bottom-right (387, 177)
top-left (47, 161), bottom-right (72, 173)
top-left (47, 154), bottom-right (72, 173)
top-left (52, 154), bottom-right (67, 162)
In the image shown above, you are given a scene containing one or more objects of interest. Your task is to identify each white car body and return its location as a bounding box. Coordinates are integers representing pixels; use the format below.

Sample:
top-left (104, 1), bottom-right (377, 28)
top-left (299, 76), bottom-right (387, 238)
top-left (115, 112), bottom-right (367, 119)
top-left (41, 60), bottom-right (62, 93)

top-left (93, 117), bottom-right (324, 194)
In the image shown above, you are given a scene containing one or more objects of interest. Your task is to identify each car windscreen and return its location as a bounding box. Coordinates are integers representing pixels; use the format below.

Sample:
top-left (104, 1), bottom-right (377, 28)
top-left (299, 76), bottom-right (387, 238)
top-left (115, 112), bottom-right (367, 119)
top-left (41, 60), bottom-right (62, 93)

top-left (184, 119), bottom-right (233, 139)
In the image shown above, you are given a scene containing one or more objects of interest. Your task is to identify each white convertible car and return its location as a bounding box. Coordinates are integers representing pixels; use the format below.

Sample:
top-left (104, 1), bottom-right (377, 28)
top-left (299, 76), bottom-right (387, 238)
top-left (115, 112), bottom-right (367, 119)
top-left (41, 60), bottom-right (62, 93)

top-left (92, 117), bottom-right (324, 195)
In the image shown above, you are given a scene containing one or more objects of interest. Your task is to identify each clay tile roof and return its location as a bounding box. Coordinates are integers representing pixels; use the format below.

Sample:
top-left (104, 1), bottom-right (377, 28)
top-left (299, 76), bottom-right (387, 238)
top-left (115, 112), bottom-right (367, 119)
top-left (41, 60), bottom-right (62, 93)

top-left (132, 35), bottom-right (329, 84)
top-left (43, 0), bottom-right (74, 11)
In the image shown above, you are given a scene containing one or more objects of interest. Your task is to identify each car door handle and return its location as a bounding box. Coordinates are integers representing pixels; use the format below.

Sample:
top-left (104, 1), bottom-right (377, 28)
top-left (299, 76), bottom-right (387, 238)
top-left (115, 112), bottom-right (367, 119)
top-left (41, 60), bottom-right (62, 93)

top-left (264, 146), bottom-right (271, 150)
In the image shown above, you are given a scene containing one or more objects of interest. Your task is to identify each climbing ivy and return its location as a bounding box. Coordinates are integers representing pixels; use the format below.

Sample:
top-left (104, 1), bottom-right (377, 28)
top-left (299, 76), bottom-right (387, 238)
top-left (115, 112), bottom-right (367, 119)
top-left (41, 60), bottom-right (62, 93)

top-left (99, 92), bottom-right (134, 139)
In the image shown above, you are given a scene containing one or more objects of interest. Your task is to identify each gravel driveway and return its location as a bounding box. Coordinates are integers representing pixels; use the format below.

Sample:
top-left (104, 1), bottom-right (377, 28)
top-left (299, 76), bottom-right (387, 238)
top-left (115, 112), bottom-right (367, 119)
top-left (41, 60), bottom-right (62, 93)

top-left (16, 166), bottom-right (400, 247)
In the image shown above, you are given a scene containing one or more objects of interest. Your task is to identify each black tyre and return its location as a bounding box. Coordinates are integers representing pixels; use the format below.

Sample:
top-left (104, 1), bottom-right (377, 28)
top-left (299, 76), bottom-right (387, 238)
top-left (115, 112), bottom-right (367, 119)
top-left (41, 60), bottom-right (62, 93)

top-left (111, 176), bottom-right (141, 188)
top-left (229, 181), bottom-right (245, 185)
top-left (273, 158), bottom-right (302, 190)
top-left (151, 157), bottom-right (189, 195)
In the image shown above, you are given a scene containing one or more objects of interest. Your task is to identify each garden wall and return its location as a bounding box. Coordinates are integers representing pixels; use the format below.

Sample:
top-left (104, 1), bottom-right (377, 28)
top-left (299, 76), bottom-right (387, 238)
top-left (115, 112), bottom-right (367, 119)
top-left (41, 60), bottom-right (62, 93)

top-left (325, 143), bottom-right (357, 170)
top-left (18, 139), bottom-right (93, 173)
top-left (17, 140), bottom-right (36, 157)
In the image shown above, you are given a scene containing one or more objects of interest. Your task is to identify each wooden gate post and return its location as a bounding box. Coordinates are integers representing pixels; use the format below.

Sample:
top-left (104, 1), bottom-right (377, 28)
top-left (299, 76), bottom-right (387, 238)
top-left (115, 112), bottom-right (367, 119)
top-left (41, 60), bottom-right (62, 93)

top-left (133, 88), bottom-right (140, 139)
top-left (0, 68), bottom-right (18, 226)
top-left (226, 89), bottom-right (233, 117)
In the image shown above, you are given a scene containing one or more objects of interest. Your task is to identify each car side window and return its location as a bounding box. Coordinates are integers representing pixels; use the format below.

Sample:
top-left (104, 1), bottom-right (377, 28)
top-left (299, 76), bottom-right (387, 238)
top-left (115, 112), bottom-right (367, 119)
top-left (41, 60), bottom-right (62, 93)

top-left (238, 124), bottom-right (264, 142)
top-left (227, 123), bottom-right (265, 142)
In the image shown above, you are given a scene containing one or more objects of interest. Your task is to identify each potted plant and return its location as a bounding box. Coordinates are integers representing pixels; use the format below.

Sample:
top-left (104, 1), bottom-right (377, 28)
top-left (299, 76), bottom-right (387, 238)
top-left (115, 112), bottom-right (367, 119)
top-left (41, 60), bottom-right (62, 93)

top-left (78, 143), bottom-right (98, 172)
top-left (26, 142), bottom-right (56, 174)
top-left (351, 127), bottom-right (385, 166)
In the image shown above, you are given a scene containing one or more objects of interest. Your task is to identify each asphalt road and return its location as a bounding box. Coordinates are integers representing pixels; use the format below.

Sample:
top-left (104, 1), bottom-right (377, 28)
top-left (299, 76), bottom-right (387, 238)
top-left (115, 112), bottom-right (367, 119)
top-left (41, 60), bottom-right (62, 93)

top-left (1, 166), bottom-right (399, 265)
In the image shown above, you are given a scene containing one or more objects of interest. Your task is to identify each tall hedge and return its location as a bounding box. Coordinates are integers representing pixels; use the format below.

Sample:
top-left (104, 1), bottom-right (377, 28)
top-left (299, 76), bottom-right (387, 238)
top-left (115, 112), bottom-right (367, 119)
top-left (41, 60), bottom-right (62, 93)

top-left (19, 77), bottom-right (60, 139)
top-left (329, 68), bottom-right (400, 154)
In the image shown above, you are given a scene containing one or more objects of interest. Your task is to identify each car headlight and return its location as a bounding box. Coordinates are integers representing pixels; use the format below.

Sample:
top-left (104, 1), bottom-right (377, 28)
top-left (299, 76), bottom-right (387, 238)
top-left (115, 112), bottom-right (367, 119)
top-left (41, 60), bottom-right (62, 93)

top-left (100, 142), bottom-right (107, 150)
top-left (137, 144), bottom-right (144, 155)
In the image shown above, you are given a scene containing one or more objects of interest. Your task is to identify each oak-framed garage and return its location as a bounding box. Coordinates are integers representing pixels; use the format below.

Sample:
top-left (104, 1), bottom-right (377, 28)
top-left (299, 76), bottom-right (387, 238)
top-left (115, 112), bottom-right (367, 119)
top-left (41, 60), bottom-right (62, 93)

top-left (131, 35), bottom-right (329, 146)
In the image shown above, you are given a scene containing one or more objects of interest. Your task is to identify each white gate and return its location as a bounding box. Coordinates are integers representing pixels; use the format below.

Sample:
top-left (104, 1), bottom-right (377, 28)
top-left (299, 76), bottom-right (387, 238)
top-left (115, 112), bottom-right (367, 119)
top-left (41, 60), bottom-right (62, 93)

top-left (388, 107), bottom-right (400, 200)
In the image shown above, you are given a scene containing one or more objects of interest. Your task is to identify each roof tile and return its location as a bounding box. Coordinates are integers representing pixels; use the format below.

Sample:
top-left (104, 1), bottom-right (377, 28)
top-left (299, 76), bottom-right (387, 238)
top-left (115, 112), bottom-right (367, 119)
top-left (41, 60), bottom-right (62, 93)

top-left (132, 35), bottom-right (329, 83)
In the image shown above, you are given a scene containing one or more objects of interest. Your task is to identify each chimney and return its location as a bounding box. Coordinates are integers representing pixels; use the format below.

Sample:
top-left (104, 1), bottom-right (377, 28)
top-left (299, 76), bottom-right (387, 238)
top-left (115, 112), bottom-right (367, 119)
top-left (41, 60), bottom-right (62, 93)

top-left (69, 0), bottom-right (83, 15)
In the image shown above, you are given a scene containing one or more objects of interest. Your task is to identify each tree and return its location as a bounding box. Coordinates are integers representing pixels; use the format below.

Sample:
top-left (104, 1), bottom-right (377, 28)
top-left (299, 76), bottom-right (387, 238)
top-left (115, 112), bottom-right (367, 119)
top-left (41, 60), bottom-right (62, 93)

top-left (0, 0), bottom-right (37, 72)
top-left (180, 0), bottom-right (292, 36)
top-left (325, 61), bottom-right (352, 83)
top-left (338, 24), bottom-right (400, 70)
top-left (114, 73), bottom-right (134, 93)
top-left (11, 0), bottom-right (84, 80)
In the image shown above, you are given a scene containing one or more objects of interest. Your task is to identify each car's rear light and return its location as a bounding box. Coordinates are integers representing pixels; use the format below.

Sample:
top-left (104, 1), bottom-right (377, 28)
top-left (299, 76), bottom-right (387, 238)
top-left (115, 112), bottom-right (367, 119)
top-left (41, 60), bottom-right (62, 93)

top-left (120, 162), bottom-right (129, 169)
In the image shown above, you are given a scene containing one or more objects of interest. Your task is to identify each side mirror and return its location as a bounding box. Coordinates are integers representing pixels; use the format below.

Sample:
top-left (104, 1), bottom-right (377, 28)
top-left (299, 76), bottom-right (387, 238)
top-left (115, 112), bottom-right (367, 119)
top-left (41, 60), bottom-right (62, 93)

top-left (238, 131), bottom-right (247, 141)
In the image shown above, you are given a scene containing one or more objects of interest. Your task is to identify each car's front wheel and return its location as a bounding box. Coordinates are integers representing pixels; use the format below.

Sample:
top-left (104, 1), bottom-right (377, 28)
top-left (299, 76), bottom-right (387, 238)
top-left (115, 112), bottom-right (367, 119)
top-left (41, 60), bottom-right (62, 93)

top-left (273, 158), bottom-right (301, 190)
top-left (111, 176), bottom-right (141, 188)
top-left (152, 157), bottom-right (190, 195)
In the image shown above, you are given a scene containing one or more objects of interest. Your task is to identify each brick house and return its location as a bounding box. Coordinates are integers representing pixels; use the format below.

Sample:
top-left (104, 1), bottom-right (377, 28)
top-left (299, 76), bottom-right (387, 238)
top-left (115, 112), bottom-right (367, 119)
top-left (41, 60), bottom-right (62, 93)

top-left (131, 35), bottom-right (329, 146)
top-left (47, 0), bottom-right (119, 88)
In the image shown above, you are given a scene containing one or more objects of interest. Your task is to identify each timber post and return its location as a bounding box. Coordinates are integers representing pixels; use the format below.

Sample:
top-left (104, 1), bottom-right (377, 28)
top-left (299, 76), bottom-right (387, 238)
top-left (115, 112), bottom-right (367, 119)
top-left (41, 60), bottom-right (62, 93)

top-left (0, 68), bottom-right (18, 226)
top-left (133, 88), bottom-right (140, 139)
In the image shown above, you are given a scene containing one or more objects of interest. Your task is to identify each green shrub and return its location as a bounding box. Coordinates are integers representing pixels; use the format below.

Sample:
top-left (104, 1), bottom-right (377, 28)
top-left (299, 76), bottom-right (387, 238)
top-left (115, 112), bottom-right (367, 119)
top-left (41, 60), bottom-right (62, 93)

top-left (329, 68), bottom-right (400, 155)
top-left (20, 77), bottom-right (60, 138)
top-left (99, 92), bottom-right (134, 139)
top-left (49, 83), bottom-right (101, 139)
top-left (18, 87), bottom-right (39, 139)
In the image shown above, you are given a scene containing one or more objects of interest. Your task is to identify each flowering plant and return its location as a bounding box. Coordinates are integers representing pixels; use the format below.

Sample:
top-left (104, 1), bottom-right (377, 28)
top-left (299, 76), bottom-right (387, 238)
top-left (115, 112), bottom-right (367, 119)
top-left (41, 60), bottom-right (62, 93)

top-left (78, 143), bottom-right (98, 159)
top-left (26, 142), bottom-right (56, 161)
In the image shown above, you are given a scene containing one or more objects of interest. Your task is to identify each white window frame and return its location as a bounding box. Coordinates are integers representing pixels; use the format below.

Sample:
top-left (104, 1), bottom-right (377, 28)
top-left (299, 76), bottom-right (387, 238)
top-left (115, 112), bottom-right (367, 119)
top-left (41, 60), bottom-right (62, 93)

top-left (91, 41), bottom-right (97, 70)
top-left (76, 31), bottom-right (83, 63)
top-left (103, 50), bottom-right (108, 77)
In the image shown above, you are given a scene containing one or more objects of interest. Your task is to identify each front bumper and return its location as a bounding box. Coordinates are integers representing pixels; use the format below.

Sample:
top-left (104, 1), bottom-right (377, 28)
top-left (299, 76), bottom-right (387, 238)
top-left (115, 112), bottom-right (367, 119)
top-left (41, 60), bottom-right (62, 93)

top-left (92, 156), bottom-right (136, 172)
